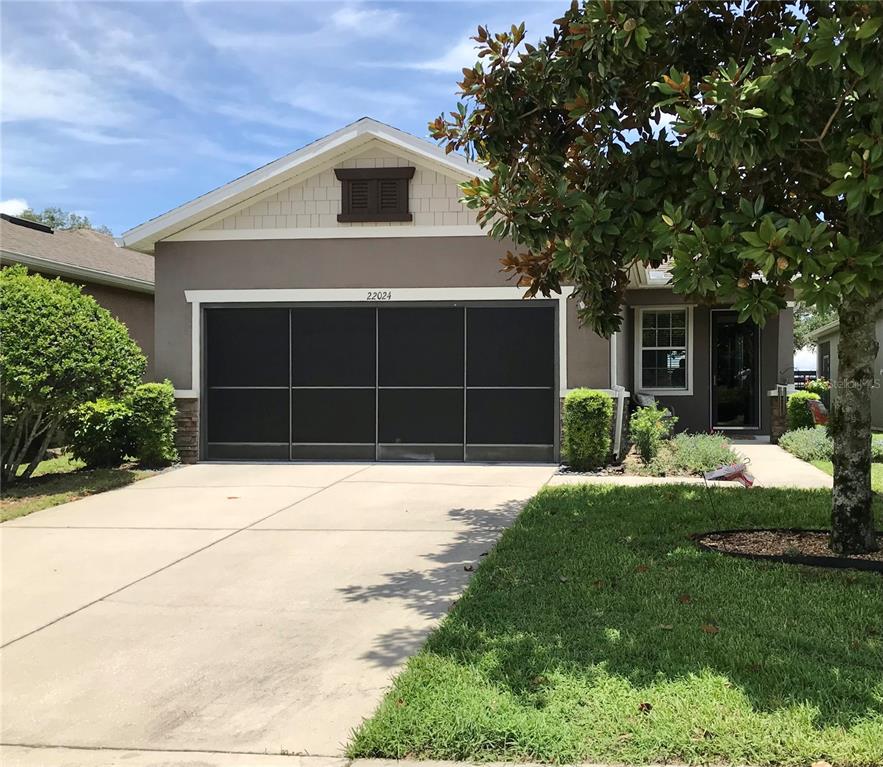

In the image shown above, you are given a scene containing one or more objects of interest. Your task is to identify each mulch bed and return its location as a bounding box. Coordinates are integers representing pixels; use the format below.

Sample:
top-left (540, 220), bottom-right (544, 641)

top-left (694, 528), bottom-right (883, 572)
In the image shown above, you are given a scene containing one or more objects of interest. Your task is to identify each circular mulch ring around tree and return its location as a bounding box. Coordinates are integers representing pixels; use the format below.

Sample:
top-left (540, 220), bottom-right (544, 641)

top-left (693, 528), bottom-right (883, 573)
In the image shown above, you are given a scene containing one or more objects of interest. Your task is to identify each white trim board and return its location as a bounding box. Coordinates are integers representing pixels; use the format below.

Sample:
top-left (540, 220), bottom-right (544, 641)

top-left (178, 286), bottom-right (575, 398)
top-left (166, 225), bottom-right (486, 243)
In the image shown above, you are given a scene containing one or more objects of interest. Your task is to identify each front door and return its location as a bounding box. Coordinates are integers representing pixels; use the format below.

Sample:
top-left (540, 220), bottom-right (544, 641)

top-left (712, 311), bottom-right (760, 429)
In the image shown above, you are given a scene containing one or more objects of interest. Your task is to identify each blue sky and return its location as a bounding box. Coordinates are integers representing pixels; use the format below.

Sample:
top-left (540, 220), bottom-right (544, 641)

top-left (0, 1), bottom-right (558, 235)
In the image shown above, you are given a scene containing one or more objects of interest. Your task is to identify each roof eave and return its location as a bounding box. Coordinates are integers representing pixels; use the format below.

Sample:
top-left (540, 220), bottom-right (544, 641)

top-left (0, 250), bottom-right (154, 294)
top-left (120, 118), bottom-right (488, 254)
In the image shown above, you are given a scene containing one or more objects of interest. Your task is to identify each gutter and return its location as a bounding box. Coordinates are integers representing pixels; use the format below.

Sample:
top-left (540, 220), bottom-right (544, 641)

top-left (0, 250), bottom-right (154, 294)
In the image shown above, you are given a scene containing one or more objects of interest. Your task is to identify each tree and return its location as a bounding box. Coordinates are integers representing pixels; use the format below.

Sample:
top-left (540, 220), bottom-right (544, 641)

top-left (431, 1), bottom-right (883, 554)
top-left (20, 206), bottom-right (113, 236)
top-left (793, 302), bottom-right (836, 352)
top-left (0, 266), bottom-right (145, 484)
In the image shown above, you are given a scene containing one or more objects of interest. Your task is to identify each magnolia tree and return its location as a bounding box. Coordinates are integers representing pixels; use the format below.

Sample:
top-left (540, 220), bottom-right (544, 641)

top-left (431, 1), bottom-right (883, 554)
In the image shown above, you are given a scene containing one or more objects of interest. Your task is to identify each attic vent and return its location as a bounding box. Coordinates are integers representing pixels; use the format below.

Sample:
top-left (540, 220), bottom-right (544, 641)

top-left (335, 167), bottom-right (415, 222)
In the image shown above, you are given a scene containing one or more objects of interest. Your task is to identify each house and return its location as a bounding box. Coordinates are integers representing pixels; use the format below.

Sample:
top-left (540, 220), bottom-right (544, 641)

top-left (0, 214), bottom-right (155, 378)
top-left (119, 118), bottom-right (794, 464)
top-left (811, 312), bottom-right (883, 430)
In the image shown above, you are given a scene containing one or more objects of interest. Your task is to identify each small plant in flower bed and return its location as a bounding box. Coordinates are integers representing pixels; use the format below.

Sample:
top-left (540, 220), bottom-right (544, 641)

top-left (640, 432), bottom-right (740, 477)
top-left (628, 404), bottom-right (675, 462)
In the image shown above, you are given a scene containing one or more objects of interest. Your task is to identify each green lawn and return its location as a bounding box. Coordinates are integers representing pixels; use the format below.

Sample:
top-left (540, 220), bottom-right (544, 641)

top-left (812, 462), bottom-right (883, 495)
top-left (2, 454), bottom-right (154, 522)
top-left (349, 485), bottom-right (883, 766)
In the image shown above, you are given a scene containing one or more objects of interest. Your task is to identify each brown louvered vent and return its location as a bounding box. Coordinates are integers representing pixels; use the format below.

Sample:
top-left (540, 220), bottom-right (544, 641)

top-left (335, 167), bottom-right (414, 222)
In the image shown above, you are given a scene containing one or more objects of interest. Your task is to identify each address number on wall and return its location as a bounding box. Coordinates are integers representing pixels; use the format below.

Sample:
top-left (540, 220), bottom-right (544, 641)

top-left (366, 290), bottom-right (393, 301)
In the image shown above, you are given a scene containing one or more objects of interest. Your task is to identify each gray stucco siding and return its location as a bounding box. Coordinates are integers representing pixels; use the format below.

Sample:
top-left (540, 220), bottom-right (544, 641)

top-left (154, 236), bottom-right (610, 393)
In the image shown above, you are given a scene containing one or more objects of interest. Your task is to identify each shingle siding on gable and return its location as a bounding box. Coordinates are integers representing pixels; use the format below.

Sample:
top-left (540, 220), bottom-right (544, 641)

top-left (205, 143), bottom-right (474, 231)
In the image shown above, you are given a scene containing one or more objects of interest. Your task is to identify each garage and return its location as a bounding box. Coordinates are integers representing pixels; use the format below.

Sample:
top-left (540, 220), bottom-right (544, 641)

top-left (204, 303), bottom-right (557, 462)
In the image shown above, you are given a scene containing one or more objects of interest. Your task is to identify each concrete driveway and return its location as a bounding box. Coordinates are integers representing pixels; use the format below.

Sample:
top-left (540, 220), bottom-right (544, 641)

top-left (1, 463), bottom-right (555, 761)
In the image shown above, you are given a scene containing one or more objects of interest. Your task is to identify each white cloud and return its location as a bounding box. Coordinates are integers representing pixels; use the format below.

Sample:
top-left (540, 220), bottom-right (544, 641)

top-left (0, 58), bottom-right (135, 128)
top-left (0, 198), bottom-right (29, 215)
top-left (331, 6), bottom-right (402, 35)
top-left (412, 39), bottom-right (479, 72)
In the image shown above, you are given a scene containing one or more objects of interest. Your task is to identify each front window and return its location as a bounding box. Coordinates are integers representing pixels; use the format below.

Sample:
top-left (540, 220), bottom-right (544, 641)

top-left (638, 308), bottom-right (689, 390)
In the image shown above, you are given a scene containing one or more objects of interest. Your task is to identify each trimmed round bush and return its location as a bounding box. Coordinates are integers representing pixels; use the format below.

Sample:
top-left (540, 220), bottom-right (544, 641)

top-left (563, 389), bottom-right (613, 470)
top-left (131, 381), bottom-right (179, 467)
top-left (1, 266), bottom-right (145, 483)
top-left (786, 390), bottom-right (821, 430)
top-left (629, 403), bottom-right (677, 463)
top-left (68, 398), bottom-right (134, 468)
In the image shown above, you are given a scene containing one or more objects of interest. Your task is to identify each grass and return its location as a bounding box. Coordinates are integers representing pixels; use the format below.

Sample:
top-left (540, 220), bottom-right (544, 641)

top-left (349, 485), bottom-right (883, 765)
top-left (2, 453), bottom-right (154, 522)
top-left (812, 462), bottom-right (883, 495)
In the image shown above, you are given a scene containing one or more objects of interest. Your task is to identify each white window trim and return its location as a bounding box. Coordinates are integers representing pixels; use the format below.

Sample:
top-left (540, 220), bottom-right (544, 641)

top-left (633, 305), bottom-right (694, 396)
top-left (176, 286), bottom-right (575, 399)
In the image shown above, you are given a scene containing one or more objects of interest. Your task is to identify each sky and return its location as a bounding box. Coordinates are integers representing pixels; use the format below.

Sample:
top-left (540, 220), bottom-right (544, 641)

top-left (0, 0), bottom-right (558, 235)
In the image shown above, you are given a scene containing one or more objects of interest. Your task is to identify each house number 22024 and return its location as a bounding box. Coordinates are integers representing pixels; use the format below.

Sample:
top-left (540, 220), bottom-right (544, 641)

top-left (366, 290), bottom-right (392, 301)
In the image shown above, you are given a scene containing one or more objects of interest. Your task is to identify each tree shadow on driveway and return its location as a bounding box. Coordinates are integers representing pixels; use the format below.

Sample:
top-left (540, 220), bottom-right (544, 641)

top-left (337, 498), bottom-right (527, 669)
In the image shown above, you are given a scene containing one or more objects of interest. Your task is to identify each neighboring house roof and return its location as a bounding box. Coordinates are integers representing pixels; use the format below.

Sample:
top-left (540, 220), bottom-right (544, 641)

top-left (0, 215), bottom-right (154, 293)
top-left (808, 319), bottom-right (841, 341)
top-left (120, 117), bottom-right (490, 254)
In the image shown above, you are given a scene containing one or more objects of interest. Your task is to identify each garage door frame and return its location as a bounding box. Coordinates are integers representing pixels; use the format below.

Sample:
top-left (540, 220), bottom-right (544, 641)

top-left (187, 287), bottom-right (575, 462)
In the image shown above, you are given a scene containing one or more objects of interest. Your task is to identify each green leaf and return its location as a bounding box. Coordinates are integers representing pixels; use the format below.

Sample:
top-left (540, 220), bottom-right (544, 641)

top-left (743, 108), bottom-right (767, 118)
top-left (827, 163), bottom-right (849, 179)
top-left (856, 17), bottom-right (882, 40)
top-left (846, 48), bottom-right (865, 76)
top-left (823, 179), bottom-right (851, 197)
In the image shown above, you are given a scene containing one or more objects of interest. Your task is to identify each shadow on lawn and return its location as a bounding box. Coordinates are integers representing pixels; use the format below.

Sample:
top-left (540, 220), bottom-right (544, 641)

top-left (349, 483), bottom-right (883, 729)
top-left (338, 497), bottom-right (527, 668)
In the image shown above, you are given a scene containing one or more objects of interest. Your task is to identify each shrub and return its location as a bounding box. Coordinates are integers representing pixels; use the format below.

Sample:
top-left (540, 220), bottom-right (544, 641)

top-left (68, 398), bottom-right (134, 468)
top-left (562, 389), bottom-right (613, 470)
top-left (786, 390), bottom-right (821, 430)
top-left (131, 381), bottom-right (179, 467)
top-left (779, 428), bottom-right (883, 464)
top-left (629, 404), bottom-right (677, 463)
top-left (1, 266), bottom-right (145, 483)
top-left (779, 427), bottom-right (833, 462)
top-left (651, 432), bottom-right (739, 476)
top-left (805, 377), bottom-right (831, 396)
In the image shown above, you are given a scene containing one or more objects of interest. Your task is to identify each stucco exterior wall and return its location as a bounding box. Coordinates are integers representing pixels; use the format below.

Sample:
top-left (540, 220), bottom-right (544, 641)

top-left (154, 236), bottom-right (610, 393)
top-left (203, 141), bottom-right (473, 232)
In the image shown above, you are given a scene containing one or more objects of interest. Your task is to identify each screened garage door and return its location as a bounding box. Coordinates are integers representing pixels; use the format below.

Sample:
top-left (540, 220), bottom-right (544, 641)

top-left (204, 304), bottom-right (556, 462)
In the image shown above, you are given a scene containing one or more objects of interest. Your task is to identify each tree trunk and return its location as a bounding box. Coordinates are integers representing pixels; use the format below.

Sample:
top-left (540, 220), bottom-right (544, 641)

top-left (829, 296), bottom-right (879, 555)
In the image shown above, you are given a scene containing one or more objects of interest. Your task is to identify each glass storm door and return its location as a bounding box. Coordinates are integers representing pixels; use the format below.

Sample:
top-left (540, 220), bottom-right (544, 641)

top-left (712, 311), bottom-right (759, 429)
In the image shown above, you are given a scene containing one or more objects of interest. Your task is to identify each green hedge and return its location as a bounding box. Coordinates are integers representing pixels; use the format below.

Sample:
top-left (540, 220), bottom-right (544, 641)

top-left (562, 389), bottom-right (613, 470)
top-left (131, 381), bottom-right (178, 467)
top-left (68, 398), bottom-right (134, 468)
top-left (66, 381), bottom-right (178, 469)
top-left (787, 390), bottom-right (821, 430)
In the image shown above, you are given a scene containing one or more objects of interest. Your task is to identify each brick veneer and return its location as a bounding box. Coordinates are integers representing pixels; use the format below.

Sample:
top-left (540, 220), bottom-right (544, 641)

top-left (769, 394), bottom-right (788, 444)
top-left (174, 397), bottom-right (199, 463)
